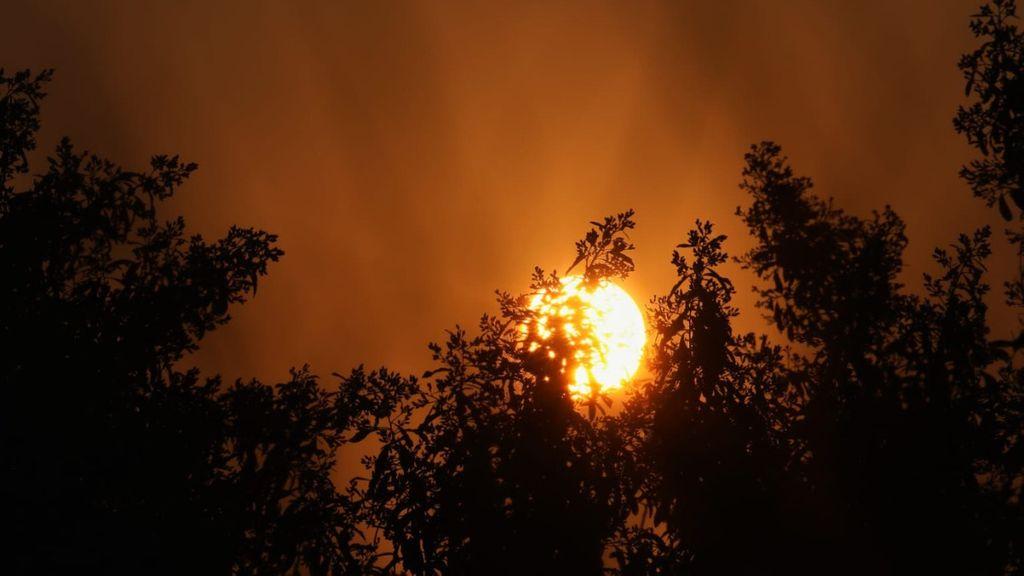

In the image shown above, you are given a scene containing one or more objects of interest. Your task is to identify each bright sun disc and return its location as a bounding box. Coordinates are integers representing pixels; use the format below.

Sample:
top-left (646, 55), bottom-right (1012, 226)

top-left (524, 275), bottom-right (645, 400)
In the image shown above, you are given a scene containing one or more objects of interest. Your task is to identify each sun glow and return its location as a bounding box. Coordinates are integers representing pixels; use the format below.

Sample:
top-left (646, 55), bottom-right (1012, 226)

top-left (524, 275), bottom-right (645, 400)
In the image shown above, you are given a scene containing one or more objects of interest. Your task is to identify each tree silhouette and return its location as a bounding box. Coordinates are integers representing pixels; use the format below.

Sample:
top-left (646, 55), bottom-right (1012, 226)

top-left (0, 69), bottom-right (387, 575)
top-left (957, 0), bottom-right (1024, 221)
top-left (607, 3), bottom-right (1023, 572)
top-left (737, 142), bottom-right (1006, 573)
top-left (352, 213), bottom-right (642, 575)
top-left (5, 0), bottom-right (1024, 573)
top-left (618, 219), bottom-right (802, 574)
top-left (954, 0), bottom-right (1024, 569)
top-left (354, 1), bottom-right (1024, 571)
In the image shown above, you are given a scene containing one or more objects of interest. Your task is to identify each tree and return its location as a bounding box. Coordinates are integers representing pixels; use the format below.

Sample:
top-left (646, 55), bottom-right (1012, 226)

top-left (6, 0), bottom-right (1024, 572)
top-left (735, 142), bottom-right (1006, 573)
top-left (622, 220), bottom-right (803, 574)
top-left (355, 214), bottom-right (642, 575)
top-left (0, 69), bottom-right (383, 575)
top-left (613, 1), bottom-right (1024, 568)
top-left (955, 0), bottom-right (1024, 568)
top-left (356, 2), bottom-right (1024, 570)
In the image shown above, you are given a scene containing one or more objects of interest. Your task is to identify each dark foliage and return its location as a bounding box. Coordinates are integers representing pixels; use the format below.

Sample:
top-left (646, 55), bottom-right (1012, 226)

top-left (957, 0), bottom-right (1024, 221)
top-left (354, 214), bottom-right (640, 575)
top-left (736, 143), bottom-right (1006, 573)
top-left (0, 69), bottom-right (384, 575)
top-left (957, 2), bottom-right (1024, 570)
top-left (354, 2), bottom-right (1024, 572)
top-left (620, 220), bottom-right (802, 574)
top-left (4, 0), bottom-right (1024, 574)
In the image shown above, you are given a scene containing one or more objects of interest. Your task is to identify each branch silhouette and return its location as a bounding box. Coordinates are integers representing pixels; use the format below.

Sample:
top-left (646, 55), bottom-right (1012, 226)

top-left (3, 1), bottom-right (1024, 574)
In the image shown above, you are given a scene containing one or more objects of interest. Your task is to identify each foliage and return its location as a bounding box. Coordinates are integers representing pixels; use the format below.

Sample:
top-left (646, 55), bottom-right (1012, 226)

top-left (619, 219), bottom-right (802, 574)
top-left (956, 0), bottom-right (1024, 220)
top-left (0, 69), bottom-right (380, 575)
top-left (737, 143), bottom-right (1010, 573)
top-left (354, 213), bottom-right (641, 575)
top-left (5, 0), bottom-right (1024, 573)
top-left (956, 3), bottom-right (1024, 570)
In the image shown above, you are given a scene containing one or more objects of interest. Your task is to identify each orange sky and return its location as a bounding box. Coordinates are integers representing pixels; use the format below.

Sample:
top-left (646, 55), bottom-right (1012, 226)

top-left (4, 0), bottom-right (1010, 383)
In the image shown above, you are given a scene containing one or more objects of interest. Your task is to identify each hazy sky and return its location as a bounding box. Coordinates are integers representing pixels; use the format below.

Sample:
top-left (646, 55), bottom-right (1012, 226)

top-left (4, 0), bottom-right (1008, 383)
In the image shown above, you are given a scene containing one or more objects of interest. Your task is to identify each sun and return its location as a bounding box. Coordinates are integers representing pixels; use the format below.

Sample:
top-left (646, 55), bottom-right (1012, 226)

top-left (523, 275), bottom-right (646, 400)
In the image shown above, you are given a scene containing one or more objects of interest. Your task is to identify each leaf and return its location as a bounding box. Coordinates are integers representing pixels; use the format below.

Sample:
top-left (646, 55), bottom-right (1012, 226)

top-left (981, 372), bottom-right (998, 388)
top-left (1011, 186), bottom-right (1024, 210)
top-left (999, 193), bottom-right (1013, 221)
top-left (567, 253), bottom-right (586, 273)
top-left (348, 428), bottom-right (373, 443)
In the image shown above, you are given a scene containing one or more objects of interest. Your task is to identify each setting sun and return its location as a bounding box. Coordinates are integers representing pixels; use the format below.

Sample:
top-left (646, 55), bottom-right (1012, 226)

top-left (524, 275), bottom-right (645, 400)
